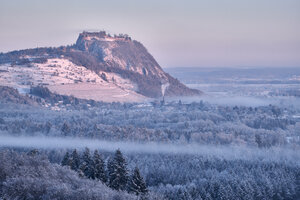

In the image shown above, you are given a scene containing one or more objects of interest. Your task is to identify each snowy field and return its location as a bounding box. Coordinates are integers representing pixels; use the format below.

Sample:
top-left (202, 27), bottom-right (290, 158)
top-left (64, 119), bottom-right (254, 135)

top-left (48, 83), bottom-right (146, 102)
top-left (0, 58), bottom-right (147, 102)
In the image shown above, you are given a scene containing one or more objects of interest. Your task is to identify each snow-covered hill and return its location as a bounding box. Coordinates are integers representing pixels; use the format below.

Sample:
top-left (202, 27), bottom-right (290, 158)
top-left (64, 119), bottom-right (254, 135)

top-left (0, 58), bottom-right (145, 102)
top-left (0, 31), bottom-right (201, 102)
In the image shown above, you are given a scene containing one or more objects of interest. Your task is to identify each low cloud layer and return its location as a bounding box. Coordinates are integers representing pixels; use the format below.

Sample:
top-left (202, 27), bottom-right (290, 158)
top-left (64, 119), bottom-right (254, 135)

top-left (0, 135), bottom-right (299, 164)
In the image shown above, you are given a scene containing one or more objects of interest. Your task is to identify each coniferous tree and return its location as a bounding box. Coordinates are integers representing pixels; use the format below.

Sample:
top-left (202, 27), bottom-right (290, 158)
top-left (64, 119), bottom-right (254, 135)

top-left (107, 157), bottom-right (114, 183)
top-left (70, 149), bottom-right (80, 171)
top-left (80, 147), bottom-right (94, 179)
top-left (61, 122), bottom-right (71, 136)
top-left (127, 167), bottom-right (148, 196)
top-left (93, 150), bottom-right (107, 183)
top-left (61, 151), bottom-right (70, 167)
top-left (108, 149), bottom-right (128, 191)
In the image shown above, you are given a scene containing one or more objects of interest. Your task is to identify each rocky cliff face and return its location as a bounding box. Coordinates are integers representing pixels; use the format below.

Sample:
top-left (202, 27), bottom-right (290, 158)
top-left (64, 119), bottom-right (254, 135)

top-left (75, 32), bottom-right (168, 80)
top-left (0, 31), bottom-right (201, 100)
top-left (72, 31), bottom-right (201, 98)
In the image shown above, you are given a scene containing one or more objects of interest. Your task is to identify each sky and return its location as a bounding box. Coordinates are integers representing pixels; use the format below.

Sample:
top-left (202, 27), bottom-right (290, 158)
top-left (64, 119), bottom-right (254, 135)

top-left (0, 0), bottom-right (299, 68)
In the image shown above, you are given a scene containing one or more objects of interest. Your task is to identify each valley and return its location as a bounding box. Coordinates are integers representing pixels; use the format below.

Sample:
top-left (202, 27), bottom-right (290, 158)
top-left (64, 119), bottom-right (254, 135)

top-left (0, 33), bottom-right (299, 200)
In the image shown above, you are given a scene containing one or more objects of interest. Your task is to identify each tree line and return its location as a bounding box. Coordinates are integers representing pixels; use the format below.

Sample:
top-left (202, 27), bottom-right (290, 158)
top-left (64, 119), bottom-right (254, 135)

top-left (61, 148), bottom-right (148, 197)
top-left (0, 150), bottom-right (151, 200)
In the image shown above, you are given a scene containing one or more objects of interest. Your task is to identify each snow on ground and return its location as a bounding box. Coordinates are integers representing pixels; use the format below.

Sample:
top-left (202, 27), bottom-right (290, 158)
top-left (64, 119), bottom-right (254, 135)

top-left (0, 58), bottom-right (147, 102)
top-left (48, 83), bottom-right (145, 102)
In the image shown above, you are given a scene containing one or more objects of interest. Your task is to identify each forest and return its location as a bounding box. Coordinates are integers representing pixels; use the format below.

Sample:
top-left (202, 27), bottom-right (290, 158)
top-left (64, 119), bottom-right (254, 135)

top-left (0, 88), bottom-right (299, 199)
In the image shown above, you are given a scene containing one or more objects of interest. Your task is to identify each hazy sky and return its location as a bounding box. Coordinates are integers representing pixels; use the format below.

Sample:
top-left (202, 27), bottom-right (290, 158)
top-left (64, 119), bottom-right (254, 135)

top-left (0, 0), bottom-right (299, 68)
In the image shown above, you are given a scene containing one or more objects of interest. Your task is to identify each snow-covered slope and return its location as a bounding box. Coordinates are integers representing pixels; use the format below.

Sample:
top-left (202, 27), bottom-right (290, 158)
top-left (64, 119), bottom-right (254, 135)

top-left (74, 31), bottom-right (201, 98)
top-left (0, 58), bottom-right (145, 102)
top-left (0, 31), bottom-right (201, 101)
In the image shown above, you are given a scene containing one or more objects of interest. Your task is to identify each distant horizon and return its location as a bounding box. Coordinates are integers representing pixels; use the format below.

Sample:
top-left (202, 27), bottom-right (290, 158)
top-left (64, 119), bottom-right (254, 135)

top-left (163, 66), bottom-right (300, 69)
top-left (1, 0), bottom-right (299, 68)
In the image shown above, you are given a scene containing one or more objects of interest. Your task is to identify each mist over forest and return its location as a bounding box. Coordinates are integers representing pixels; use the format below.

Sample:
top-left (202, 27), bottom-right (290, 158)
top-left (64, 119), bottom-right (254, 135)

top-left (1, 0), bottom-right (300, 197)
top-left (0, 66), bottom-right (299, 199)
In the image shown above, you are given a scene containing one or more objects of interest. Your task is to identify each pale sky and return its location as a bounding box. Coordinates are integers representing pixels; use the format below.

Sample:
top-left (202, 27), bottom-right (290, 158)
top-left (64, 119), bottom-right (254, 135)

top-left (0, 0), bottom-right (299, 68)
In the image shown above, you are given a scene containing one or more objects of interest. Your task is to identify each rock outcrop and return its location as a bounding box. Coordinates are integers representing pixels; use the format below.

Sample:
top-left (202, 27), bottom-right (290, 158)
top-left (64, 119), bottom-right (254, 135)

top-left (72, 31), bottom-right (201, 98)
top-left (0, 31), bottom-right (201, 100)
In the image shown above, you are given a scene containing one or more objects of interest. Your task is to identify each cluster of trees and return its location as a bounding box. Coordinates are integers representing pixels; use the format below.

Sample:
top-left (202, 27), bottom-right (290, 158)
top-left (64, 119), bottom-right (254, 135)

top-left (0, 86), bottom-right (36, 105)
top-left (31, 147), bottom-right (300, 200)
top-left (61, 148), bottom-right (148, 197)
top-left (0, 46), bottom-right (67, 65)
top-left (269, 89), bottom-right (300, 97)
top-left (0, 146), bottom-right (298, 200)
top-left (0, 150), bottom-right (147, 200)
top-left (131, 153), bottom-right (299, 200)
top-left (1, 98), bottom-right (299, 148)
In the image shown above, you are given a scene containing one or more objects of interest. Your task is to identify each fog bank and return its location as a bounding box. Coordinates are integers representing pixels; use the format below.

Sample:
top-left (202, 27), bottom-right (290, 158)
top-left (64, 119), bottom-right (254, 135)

top-left (0, 135), bottom-right (299, 163)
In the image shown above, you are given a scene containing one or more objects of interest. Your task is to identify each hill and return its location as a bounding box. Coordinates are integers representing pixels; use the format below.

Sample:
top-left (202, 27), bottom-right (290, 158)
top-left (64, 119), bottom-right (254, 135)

top-left (0, 31), bottom-right (201, 102)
